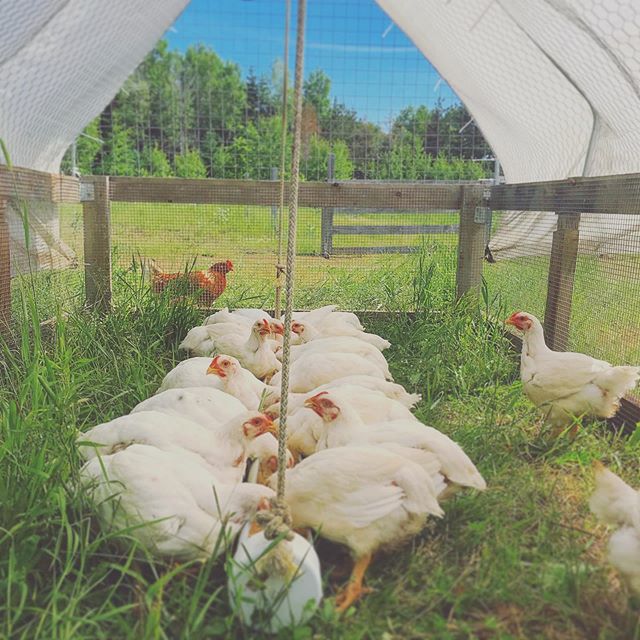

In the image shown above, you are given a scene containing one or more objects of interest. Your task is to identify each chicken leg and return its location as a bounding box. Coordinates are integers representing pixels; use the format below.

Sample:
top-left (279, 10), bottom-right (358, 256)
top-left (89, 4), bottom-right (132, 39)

top-left (334, 553), bottom-right (373, 613)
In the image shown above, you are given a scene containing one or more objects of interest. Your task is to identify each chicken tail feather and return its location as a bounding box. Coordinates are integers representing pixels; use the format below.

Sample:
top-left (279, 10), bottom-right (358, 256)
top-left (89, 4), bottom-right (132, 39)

top-left (149, 259), bottom-right (164, 276)
top-left (595, 365), bottom-right (640, 397)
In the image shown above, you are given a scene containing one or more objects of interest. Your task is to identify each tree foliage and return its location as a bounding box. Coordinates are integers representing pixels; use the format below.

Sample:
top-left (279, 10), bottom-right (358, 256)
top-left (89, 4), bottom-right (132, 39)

top-left (64, 41), bottom-right (492, 181)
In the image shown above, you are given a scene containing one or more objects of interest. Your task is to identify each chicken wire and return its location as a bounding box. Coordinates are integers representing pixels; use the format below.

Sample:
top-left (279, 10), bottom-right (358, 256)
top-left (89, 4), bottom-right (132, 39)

top-left (488, 174), bottom-right (640, 384)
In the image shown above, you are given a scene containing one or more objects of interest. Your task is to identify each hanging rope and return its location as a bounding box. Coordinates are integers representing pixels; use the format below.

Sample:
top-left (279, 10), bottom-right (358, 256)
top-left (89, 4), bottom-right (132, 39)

top-left (274, 0), bottom-right (291, 319)
top-left (277, 0), bottom-right (306, 502)
top-left (261, 0), bottom-right (307, 541)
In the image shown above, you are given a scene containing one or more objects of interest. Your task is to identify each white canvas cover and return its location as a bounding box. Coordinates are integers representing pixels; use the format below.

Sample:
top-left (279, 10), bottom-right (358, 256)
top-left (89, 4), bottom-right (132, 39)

top-left (0, 0), bottom-right (188, 273)
top-left (377, 0), bottom-right (640, 259)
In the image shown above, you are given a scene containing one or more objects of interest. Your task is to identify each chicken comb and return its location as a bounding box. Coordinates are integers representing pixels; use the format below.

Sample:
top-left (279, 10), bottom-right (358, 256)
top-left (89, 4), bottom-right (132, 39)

top-left (308, 391), bottom-right (330, 400)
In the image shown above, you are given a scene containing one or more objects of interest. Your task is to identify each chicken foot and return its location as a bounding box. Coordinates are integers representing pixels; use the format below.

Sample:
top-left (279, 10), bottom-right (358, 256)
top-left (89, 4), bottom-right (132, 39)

top-left (334, 553), bottom-right (373, 613)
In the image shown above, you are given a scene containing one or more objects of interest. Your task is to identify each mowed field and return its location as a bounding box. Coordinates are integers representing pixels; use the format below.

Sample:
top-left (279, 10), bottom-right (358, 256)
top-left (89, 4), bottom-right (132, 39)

top-left (53, 202), bottom-right (640, 367)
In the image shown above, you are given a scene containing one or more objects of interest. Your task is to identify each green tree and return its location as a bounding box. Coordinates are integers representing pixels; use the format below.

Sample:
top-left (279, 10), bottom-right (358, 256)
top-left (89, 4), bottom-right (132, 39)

top-left (303, 70), bottom-right (331, 130)
top-left (60, 118), bottom-right (103, 175)
top-left (175, 149), bottom-right (207, 178)
top-left (103, 121), bottom-right (138, 175)
top-left (304, 135), bottom-right (353, 180)
top-left (141, 144), bottom-right (173, 176)
top-left (245, 69), bottom-right (276, 122)
top-left (218, 117), bottom-right (291, 179)
top-left (182, 44), bottom-right (245, 148)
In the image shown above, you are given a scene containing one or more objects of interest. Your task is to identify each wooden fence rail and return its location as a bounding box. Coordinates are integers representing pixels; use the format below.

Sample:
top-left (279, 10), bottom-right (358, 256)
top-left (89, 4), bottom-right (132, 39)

top-left (2, 166), bottom-right (640, 424)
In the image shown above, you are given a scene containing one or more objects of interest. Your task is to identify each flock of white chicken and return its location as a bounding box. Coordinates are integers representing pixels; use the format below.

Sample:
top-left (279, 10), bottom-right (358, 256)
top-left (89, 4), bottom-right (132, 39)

top-left (506, 311), bottom-right (640, 596)
top-left (78, 304), bottom-right (487, 612)
top-left (77, 305), bottom-right (640, 613)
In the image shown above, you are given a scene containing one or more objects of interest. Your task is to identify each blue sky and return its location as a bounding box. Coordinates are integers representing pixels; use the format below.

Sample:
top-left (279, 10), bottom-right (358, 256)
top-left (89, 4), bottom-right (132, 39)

top-left (165, 0), bottom-right (461, 129)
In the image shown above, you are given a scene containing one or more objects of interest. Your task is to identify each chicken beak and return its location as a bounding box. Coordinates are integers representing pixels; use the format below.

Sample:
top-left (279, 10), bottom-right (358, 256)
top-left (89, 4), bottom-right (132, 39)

top-left (505, 314), bottom-right (517, 327)
top-left (258, 319), bottom-right (271, 336)
top-left (206, 357), bottom-right (225, 377)
top-left (261, 417), bottom-right (278, 436)
top-left (304, 397), bottom-right (322, 417)
top-left (271, 323), bottom-right (285, 336)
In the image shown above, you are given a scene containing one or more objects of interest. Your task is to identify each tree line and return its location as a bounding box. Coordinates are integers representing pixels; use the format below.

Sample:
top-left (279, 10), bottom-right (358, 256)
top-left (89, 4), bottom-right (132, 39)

top-left (63, 40), bottom-right (493, 181)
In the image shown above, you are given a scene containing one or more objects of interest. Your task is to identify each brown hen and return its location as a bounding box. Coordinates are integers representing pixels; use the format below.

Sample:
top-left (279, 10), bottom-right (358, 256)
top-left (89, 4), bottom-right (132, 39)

top-left (151, 260), bottom-right (233, 305)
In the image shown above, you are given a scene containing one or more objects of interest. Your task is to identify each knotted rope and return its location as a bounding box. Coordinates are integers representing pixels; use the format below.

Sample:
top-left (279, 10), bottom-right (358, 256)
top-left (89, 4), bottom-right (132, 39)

top-left (255, 496), bottom-right (293, 541)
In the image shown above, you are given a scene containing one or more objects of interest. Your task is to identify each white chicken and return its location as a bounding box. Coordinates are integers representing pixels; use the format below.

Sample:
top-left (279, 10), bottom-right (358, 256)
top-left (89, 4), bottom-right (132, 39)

top-left (178, 322), bottom-right (248, 357)
top-left (81, 444), bottom-right (274, 561)
top-left (157, 357), bottom-right (225, 393)
top-left (589, 461), bottom-right (640, 593)
top-left (247, 432), bottom-right (295, 484)
top-left (265, 375), bottom-right (421, 417)
top-left (269, 444), bottom-right (443, 611)
top-left (291, 319), bottom-right (390, 351)
top-left (315, 374), bottom-right (421, 408)
top-left (208, 318), bottom-right (282, 380)
top-left (269, 352), bottom-right (388, 393)
top-left (206, 355), bottom-right (277, 410)
top-left (178, 325), bottom-right (217, 357)
top-left (276, 386), bottom-right (416, 457)
top-left (283, 335), bottom-right (392, 379)
top-left (204, 307), bottom-right (271, 326)
top-left (270, 385), bottom-right (415, 421)
top-left (506, 312), bottom-right (640, 433)
top-left (78, 410), bottom-right (276, 484)
top-left (131, 387), bottom-right (245, 428)
top-left (292, 305), bottom-right (364, 330)
top-left (303, 391), bottom-right (486, 494)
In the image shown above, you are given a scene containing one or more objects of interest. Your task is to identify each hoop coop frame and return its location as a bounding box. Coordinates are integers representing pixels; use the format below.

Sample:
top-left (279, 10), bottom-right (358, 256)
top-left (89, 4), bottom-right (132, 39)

top-left (4, 0), bottom-right (640, 636)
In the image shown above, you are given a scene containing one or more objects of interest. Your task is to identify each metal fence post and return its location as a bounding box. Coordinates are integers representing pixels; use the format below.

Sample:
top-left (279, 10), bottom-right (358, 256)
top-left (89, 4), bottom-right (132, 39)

top-left (543, 212), bottom-right (580, 350)
top-left (320, 153), bottom-right (335, 257)
top-left (82, 175), bottom-right (112, 312)
top-left (456, 184), bottom-right (487, 300)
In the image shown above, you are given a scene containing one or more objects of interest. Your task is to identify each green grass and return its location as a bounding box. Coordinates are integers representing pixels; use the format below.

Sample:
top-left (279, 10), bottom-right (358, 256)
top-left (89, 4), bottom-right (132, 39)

top-left (2, 263), bottom-right (640, 639)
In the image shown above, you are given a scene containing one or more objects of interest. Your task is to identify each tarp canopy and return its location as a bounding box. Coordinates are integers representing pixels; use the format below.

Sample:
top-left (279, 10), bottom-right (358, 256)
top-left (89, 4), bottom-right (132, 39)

top-left (0, 0), bottom-right (188, 274)
top-left (0, 0), bottom-right (189, 173)
top-left (377, 0), bottom-right (640, 259)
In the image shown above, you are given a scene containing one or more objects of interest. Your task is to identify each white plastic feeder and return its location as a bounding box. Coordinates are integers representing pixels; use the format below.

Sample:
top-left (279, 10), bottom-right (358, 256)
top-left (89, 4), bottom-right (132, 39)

top-left (228, 525), bottom-right (322, 633)
top-left (228, 461), bottom-right (322, 632)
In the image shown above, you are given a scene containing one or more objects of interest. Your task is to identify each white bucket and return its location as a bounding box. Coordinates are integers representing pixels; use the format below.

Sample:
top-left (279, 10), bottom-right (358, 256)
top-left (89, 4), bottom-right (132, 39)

top-left (228, 523), bottom-right (323, 633)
